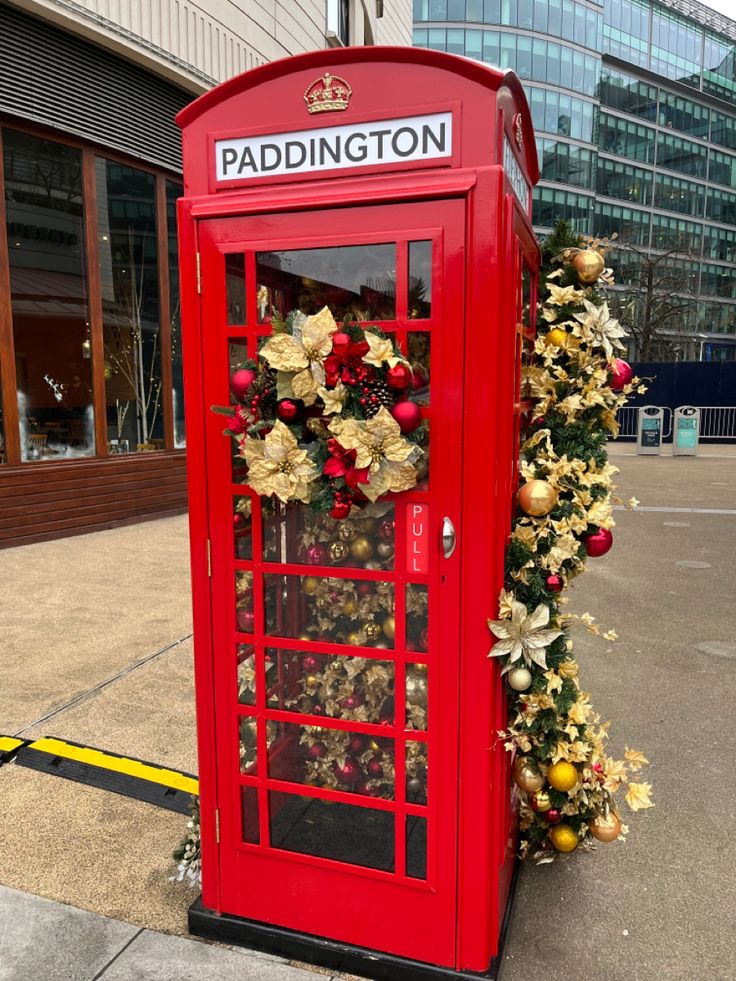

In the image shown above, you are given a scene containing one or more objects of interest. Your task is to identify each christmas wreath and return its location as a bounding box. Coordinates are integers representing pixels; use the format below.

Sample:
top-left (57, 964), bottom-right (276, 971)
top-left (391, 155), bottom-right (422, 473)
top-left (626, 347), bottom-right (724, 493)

top-left (491, 222), bottom-right (654, 861)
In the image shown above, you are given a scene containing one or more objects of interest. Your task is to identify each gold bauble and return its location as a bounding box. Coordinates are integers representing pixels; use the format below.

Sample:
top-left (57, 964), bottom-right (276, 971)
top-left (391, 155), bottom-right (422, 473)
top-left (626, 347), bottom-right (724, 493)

top-left (329, 540), bottom-right (350, 562)
top-left (532, 790), bottom-right (552, 812)
top-left (547, 760), bottom-right (578, 792)
top-left (342, 599), bottom-right (357, 616)
top-left (382, 616), bottom-right (396, 640)
top-left (507, 666), bottom-right (533, 691)
top-left (364, 622), bottom-right (382, 641)
top-left (518, 479), bottom-right (558, 517)
top-left (589, 809), bottom-right (622, 843)
top-left (338, 521), bottom-right (357, 542)
top-left (512, 756), bottom-right (545, 793)
top-left (549, 823), bottom-right (579, 853)
top-left (346, 632), bottom-right (362, 646)
top-left (305, 674), bottom-right (319, 689)
top-left (545, 327), bottom-right (570, 348)
top-left (350, 535), bottom-right (373, 561)
top-left (405, 673), bottom-right (428, 707)
top-left (414, 662), bottom-right (428, 674)
top-left (302, 577), bottom-right (320, 596)
top-left (572, 249), bottom-right (605, 284)
top-left (376, 542), bottom-right (394, 559)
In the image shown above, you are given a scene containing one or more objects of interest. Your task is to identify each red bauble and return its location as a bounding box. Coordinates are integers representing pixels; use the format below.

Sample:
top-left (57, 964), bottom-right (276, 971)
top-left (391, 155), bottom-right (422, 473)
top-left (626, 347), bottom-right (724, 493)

top-left (237, 610), bottom-right (255, 633)
top-left (276, 398), bottom-right (303, 423)
top-left (546, 808), bottom-right (562, 824)
top-left (545, 573), bottom-right (564, 593)
top-left (378, 519), bottom-right (395, 541)
top-left (230, 368), bottom-right (257, 401)
top-left (367, 758), bottom-right (383, 777)
top-left (329, 499), bottom-right (352, 520)
top-left (584, 528), bottom-right (613, 558)
top-left (349, 735), bottom-right (366, 754)
top-left (226, 413), bottom-right (246, 435)
top-left (357, 583), bottom-right (373, 597)
top-left (233, 512), bottom-right (245, 528)
top-left (308, 742), bottom-right (327, 760)
top-left (331, 332), bottom-right (351, 356)
top-left (390, 400), bottom-right (422, 434)
top-left (306, 544), bottom-right (327, 565)
top-left (334, 757), bottom-right (361, 784)
top-left (610, 359), bottom-right (633, 391)
top-left (311, 704), bottom-right (324, 716)
top-left (386, 363), bottom-right (412, 391)
top-left (302, 654), bottom-right (320, 672)
top-left (410, 368), bottom-right (428, 392)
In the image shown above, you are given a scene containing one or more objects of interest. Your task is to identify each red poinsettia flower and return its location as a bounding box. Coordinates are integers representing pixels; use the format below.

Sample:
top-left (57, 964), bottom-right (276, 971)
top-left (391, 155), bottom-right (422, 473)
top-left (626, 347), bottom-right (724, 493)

top-left (323, 438), bottom-right (370, 490)
top-left (323, 333), bottom-right (372, 387)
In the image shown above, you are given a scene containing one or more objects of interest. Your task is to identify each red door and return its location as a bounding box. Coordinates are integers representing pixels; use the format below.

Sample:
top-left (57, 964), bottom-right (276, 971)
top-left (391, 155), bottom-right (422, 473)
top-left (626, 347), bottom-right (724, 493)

top-left (198, 199), bottom-right (465, 966)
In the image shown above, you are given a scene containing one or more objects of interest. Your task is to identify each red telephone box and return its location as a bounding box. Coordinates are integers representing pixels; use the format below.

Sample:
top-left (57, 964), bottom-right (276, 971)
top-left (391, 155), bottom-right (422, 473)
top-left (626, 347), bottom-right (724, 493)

top-left (177, 47), bottom-right (539, 980)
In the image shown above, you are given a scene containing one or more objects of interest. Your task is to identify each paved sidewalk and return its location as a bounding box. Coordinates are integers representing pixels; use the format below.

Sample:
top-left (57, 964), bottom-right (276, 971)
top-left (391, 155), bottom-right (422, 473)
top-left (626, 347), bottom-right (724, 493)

top-left (0, 886), bottom-right (336, 981)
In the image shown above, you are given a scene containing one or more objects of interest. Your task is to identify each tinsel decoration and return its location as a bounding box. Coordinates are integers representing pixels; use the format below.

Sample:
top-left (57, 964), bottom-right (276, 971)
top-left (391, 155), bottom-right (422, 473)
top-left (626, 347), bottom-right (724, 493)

top-left (490, 222), bottom-right (654, 863)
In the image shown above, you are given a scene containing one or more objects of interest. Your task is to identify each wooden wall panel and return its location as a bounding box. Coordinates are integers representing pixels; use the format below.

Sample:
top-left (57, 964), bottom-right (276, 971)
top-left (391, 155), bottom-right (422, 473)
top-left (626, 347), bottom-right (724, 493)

top-left (0, 452), bottom-right (188, 549)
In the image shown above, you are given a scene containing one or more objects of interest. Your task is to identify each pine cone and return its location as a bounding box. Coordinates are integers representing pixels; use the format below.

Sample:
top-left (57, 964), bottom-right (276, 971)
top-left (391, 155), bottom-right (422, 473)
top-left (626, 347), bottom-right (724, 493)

top-left (364, 381), bottom-right (393, 417)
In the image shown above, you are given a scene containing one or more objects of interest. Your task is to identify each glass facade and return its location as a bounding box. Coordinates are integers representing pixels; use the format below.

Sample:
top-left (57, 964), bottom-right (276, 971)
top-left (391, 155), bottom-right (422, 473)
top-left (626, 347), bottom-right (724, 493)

top-left (414, 0), bottom-right (736, 353)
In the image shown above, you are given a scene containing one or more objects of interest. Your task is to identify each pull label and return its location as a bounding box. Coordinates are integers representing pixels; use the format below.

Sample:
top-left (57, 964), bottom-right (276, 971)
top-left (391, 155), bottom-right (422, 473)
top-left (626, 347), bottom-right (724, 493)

top-left (406, 503), bottom-right (429, 575)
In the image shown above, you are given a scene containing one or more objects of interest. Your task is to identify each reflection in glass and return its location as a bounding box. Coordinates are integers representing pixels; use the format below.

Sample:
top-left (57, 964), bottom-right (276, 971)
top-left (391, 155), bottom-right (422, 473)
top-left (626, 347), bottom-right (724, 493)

top-left (407, 815), bottom-right (427, 879)
top-left (97, 158), bottom-right (162, 453)
top-left (266, 648), bottom-right (395, 723)
top-left (226, 253), bottom-right (246, 325)
top-left (233, 496), bottom-right (253, 559)
top-left (406, 741), bottom-right (428, 805)
top-left (237, 643), bottom-right (257, 705)
top-left (406, 584), bottom-right (429, 653)
top-left (408, 241), bottom-right (432, 318)
top-left (255, 244), bottom-right (396, 321)
top-left (241, 785), bottom-right (259, 844)
top-left (406, 333), bottom-right (430, 405)
top-left (239, 715), bottom-right (258, 773)
top-left (236, 571), bottom-right (255, 634)
top-left (270, 792), bottom-right (395, 871)
top-left (268, 722), bottom-right (395, 799)
top-left (405, 665), bottom-right (428, 731)
top-left (166, 181), bottom-right (185, 447)
top-left (5, 130), bottom-right (94, 461)
top-left (264, 574), bottom-right (395, 648)
top-left (263, 501), bottom-right (395, 570)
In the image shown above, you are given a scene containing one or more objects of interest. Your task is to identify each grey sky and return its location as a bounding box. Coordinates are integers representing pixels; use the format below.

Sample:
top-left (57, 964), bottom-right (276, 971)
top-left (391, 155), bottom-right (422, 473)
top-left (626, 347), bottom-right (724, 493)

top-left (697, 0), bottom-right (736, 19)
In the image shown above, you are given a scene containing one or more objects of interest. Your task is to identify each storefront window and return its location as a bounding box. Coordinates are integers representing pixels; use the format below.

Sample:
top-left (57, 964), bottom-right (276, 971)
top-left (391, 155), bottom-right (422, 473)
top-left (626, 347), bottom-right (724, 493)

top-left (96, 158), bottom-right (163, 453)
top-left (167, 180), bottom-right (185, 447)
top-left (4, 129), bottom-right (94, 461)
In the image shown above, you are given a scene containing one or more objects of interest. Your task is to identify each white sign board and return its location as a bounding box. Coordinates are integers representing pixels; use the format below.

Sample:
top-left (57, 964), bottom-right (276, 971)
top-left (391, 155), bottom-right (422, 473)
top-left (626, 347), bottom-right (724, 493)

top-left (215, 112), bottom-right (453, 183)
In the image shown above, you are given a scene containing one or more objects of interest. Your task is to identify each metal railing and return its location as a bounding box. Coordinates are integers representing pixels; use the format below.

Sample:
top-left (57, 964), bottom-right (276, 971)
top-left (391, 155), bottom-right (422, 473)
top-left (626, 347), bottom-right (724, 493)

top-left (614, 405), bottom-right (736, 440)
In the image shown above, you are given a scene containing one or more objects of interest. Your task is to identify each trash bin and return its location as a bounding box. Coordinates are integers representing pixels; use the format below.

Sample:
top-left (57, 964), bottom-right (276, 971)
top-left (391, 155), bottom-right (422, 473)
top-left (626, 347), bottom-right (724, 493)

top-left (673, 406), bottom-right (700, 456)
top-left (636, 405), bottom-right (664, 456)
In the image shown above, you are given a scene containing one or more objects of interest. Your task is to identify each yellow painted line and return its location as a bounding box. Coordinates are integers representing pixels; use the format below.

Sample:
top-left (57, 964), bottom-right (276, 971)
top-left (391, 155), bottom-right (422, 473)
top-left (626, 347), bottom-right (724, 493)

top-left (27, 738), bottom-right (199, 796)
top-left (0, 736), bottom-right (23, 753)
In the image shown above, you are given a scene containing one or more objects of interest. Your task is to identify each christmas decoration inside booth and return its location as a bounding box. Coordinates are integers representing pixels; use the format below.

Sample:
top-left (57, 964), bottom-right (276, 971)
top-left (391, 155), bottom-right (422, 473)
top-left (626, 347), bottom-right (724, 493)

top-left (177, 47), bottom-right (542, 980)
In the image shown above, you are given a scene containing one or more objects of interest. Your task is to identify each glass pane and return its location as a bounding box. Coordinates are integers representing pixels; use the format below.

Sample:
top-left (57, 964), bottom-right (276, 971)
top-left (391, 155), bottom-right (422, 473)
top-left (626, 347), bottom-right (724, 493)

top-left (255, 244), bottom-right (396, 321)
top-left (226, 253), bottom-right (246, 325)
top-left (266, 648), bottom-right (395, 722)
top-left (405, 664), bottom-right (428, 731)
top-left (236, 571), bottom-right (255, 634)
top-left (241, 785), bottom-right (259, 844)
top-left (237, 643), bottom-right (256, 705)
top-left (406, 815), bottom-right (427, 879)
top-left (406, 583), bottom-right (429, 652)
top-left (264, 574), bottom-right (395, 649)
top-left (406, 740), bottom-right (428, 804)
top-left (97, 158), bottom-right (162, 453)
top-left (166, 181), bottom-right (185, 447)
top-left (269, 792), bottom-right (395, 871)
top-left (406, 332), bottom-right (430, 405)
top-left (408, 241), bottom-right (432, 318)
top-left (233, 495), bottom-right (253, 559)
top-left (239, 715), bottom-right (258, 773)
top-left (263, 501), bottom-right (395, 570)
top-left (268, 722), bottom-right (395, 799)
top-left (5, 130), bottom-right (94, 461)
top-left (0, 375), bottom-right (4, 462)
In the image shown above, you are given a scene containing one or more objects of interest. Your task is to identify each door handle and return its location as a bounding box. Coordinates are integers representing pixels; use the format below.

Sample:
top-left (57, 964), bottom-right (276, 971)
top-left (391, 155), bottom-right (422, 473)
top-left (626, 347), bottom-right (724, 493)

top-left (442, 517), bottom-right (456, 558)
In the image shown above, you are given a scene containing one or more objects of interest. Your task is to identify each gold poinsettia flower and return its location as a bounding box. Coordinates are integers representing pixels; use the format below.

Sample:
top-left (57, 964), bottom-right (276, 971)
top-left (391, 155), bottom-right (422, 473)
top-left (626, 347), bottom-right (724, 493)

top-left (317, 380), bottom-right (347, 415)
top-left (488, 600), bottom-right (563, 671)
top-left (625, 781), bottom-right (654, 810)
top-left (260, 306), bottom-right (337, 405)
top-left (547, 283), bottom-right (585, 306)
top-left (362, 331), bottom-right (405, 369)
top-left (572, 300), bottom-right (627, 357)
top-left (241, 421), bottom-right (319, 503)
top-left (329, 407), bottom-right (420, 503)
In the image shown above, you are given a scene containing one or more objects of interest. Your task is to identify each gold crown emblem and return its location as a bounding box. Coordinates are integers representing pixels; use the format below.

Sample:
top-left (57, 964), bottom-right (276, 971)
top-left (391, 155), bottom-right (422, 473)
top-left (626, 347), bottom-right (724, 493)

top-left (304, 73), bottom-right (352, 114)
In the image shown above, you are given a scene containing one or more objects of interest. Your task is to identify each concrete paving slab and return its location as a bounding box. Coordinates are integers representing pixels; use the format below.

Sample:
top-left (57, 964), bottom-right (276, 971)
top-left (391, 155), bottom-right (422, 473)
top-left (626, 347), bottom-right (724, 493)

top-left (0, 515), bottom-right (192, 735)
top-left (101, 929), bottom-right (331, 981)
top-left (0, 884), bottom-right (138, 981)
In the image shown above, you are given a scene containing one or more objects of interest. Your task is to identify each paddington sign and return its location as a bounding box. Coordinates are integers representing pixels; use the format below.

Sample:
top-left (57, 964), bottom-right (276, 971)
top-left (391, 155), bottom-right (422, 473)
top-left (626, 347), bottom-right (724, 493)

top-left (215, 111), bottom-right (453, 182)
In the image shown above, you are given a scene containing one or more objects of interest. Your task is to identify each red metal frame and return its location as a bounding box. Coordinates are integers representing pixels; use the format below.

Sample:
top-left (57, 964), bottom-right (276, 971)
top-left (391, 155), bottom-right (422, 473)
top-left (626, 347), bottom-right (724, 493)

top-left (178, 47), bottom-right (539, 975)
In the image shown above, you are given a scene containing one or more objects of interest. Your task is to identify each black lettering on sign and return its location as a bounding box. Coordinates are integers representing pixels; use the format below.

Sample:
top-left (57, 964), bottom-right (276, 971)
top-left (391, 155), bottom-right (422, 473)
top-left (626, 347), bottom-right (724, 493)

top-left (237, 146), bottom-right (257, 174)
top-left (285, 141), bottom-right (307, 169)
top-left (319, 135), bottom-right (341, 165)
top-left (392, 127), bottom-right (419, 158)
top-left (369, 129), bottom-right (391, 159)
top-left (423, 121), bottom-right (446, 154)
top-left (344, 132), bottom-right (368, 162)
top-left (222, 147), bottom-right (238, 175)
top-left (261, 144), bottom-right (281, 172)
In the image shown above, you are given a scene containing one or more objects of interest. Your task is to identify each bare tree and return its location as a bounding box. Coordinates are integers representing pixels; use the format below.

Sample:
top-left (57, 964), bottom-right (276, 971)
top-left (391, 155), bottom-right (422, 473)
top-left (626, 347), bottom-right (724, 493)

top-left (607, 242), bottom-right (699, 362)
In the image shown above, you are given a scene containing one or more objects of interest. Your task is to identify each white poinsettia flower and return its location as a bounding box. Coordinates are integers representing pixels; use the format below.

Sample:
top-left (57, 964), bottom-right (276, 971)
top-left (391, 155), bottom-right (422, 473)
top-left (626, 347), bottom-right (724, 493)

top-left (572, 300), bottom-right (627, 357)
top-left (487, 600), bottom-right (563, 671)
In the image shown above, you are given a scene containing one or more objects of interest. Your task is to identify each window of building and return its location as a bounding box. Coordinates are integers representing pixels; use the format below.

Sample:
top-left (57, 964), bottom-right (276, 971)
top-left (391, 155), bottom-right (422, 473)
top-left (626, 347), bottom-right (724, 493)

top-left (538, 139), bottom-right (596, 188)
top-left (703, 225), bottom-right (736, 263)
top-left (710, 111), bottom-right (736, 152)
top-left (653, 173), bottom-right (705, 218)
top-left (327, 0), bottom-right (350, 44)
top-left (650, 214), bottom-right (703, 255)
top-left (598, 68), bottom-right (657, 120)
top-left (4, 129), bottom-right (95, 462)
top-left (701, 262), bottom-right (736, 300)
top-left (593, 202), bottom-right (650, 246)
top-left (708, 149), bottom-right (736, 189)
top-left (656, 131), bottom-right (707, 179)
top-left (596, 112), bottom-right (656, 163)
top-left (707, 187), bottom-right (736, 224)
top-left (650, 7), bottom-right (702, 88)
top-left (532, 186), bottom-right (593, 232)
top-left (596, 157), bottom-right (652, 206)
top-left (658, 90), bottom-right (709, 139)
top-left (166, 181), bottom-right (185, 448)
top-left (603, 0), bottom-right (650, 68)
top-left (703, 31), bottom-right (736, 102)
